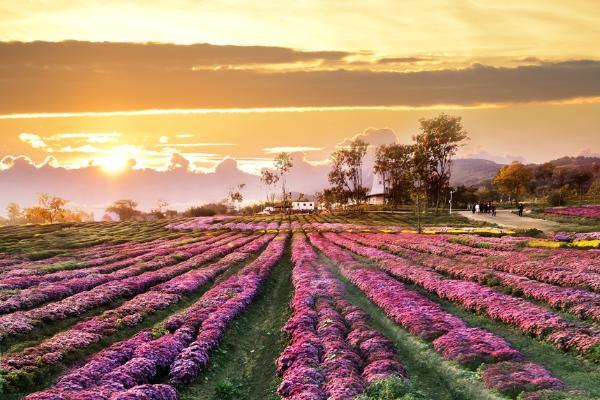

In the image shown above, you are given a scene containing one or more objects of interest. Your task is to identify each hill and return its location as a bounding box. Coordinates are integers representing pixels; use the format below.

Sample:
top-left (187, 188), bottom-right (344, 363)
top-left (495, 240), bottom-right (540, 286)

top-left (450, 158), bottom-right (503, 187)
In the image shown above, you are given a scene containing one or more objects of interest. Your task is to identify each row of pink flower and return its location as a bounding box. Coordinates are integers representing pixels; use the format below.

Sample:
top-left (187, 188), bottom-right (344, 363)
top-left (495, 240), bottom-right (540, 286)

top-left (0, 236), bottom-right (177, 276)
top-left (308, 232), bottom-right (564, 396)
top-left (166, 215), bottom-right (235, 230)
top-left (0, 236), bottom-right (187, 285)
top-left (331, 232), bottom-right (600, 356)
top-left (0, 235), bottom-right (225, 314)
top-left (24, 233), bottom-right (287, 400)
top-left (0, 233), bottom-right (252, 342)
top-left (277, 233), bottom-right (406, 400)
top-left (364, 233), bottom-right (600, 322)
top-left (545, 206), bottom-right (600, 219)
top-left (1, 234), bottom-right (274, 377)
top-left (376, 231), bottom-right (600, 290)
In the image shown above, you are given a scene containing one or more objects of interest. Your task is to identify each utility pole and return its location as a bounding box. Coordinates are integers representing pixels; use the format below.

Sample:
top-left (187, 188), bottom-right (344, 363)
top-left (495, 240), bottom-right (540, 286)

top-left (414, 178), bottom-right (422, 233)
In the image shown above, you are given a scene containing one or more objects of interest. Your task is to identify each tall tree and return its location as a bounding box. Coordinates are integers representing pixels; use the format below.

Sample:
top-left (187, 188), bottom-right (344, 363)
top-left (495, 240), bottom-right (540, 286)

top-left (328, 139), bottom-right (368, 207)
top-left (274, 152), bottom-right (293, 213)
top-left (6, 202), bottom-right (22, 224)
top-left (374, 144), bottom-right (414, 206)
top-left (227, 184), bottom-right (245, 211)
top-left (106, 199), bottom-right (140, 221)
top-left (260, 168), bottom-right (279, 206)
top-left (492, 162), bottom-right (533, 204)
top-left (413, 114), bottom-right (469, 210)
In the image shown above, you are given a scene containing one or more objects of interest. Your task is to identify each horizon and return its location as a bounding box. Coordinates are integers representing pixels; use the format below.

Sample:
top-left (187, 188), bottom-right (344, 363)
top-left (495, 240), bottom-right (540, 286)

top-left (1, 1), bottom-right (599, 216)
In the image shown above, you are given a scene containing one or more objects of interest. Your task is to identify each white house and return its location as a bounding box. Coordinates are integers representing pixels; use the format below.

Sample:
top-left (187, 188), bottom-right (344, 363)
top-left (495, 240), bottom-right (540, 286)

top-left (366, 172), bottom-right (386, 205)
top-left (292, 201), bottom-right (315, 212)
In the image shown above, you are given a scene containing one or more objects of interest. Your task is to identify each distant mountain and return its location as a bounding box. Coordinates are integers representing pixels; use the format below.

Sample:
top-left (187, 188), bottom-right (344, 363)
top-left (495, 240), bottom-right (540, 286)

top-left (450, 158), bottom-right (503, 187)
top-left (546, 156), bottom-right (600, 170)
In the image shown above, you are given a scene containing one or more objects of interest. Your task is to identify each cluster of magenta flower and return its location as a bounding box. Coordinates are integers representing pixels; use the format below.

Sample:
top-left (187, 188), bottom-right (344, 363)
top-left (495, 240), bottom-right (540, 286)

top-left (0, 232), bottom-right (252, 343)
top-left (1, 234), bottom-right (274, 377)
top-left (545, 205), bottom-right (600, 219)
top-left (24, 233), bottom-right (287, 400)
top-left (332, 232), bottom-right (600, 356)
top-left (307, 232), bottom-right (564, 397)
top-left (277, 233), bottom-right (406, 400)
top-left (364, 232), bottom-right (600, 322)
top-left (0, 235), bottom-right (221, 314)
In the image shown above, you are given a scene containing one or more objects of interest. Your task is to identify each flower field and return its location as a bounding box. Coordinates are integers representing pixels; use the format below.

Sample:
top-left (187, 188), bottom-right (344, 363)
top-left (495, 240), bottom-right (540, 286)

top-left (545, 206), bottom-right (600, 219)
top-left (0, 215), bottom-right (599, 400)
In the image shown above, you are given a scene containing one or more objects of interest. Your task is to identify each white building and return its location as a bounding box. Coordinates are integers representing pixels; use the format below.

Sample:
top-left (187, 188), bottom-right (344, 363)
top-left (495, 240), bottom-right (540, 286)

top-left (292, 201), bottom-right (315, 212)
top-left (366, 173), bottom-right (386, 205)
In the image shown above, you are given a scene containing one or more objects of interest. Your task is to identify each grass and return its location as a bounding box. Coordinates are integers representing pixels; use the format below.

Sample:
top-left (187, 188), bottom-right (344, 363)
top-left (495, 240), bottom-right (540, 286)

top-left (175, 243), bottom-right (293, 400)
top-left (526, 210), bottom-right (600, 233)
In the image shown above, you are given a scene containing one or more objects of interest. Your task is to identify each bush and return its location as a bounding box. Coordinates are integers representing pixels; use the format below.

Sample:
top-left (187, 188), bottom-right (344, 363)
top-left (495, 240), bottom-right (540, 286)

top-left (356, 377), bottom-right (431, 400)
top-left (213, 379), bottom-right (243, 400)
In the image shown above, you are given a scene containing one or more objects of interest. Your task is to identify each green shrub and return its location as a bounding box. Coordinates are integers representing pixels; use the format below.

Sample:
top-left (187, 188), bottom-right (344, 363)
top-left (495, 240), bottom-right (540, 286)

top-left (356, 377), bottom-right (431, 400)
top-left (212, 379), bottom-right (243, 400)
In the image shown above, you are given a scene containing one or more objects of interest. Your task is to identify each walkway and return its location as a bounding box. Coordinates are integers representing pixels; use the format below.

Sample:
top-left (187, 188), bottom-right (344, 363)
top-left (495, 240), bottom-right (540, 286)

top-left (458, 209), bottom-right (563, 232)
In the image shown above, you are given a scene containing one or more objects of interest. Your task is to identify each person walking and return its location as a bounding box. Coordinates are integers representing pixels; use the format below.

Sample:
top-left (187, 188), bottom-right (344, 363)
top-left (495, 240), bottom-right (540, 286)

top-left (491, 203), bottom-right (496, 216)
top-left (471, 203), bottom-right (476, 214)
top-left (475, 203), bottom-right (480, 213)
top-left (518, 203), bottom-right (524, 217)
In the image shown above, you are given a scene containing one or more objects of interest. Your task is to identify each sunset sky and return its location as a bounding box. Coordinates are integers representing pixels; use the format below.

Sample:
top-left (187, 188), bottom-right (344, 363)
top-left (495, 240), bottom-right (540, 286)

top-left (1, 0), bottom-right (599, 215)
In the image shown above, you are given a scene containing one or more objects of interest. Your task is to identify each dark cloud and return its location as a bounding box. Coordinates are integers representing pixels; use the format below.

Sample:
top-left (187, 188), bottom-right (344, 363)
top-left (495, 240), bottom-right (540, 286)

top-left (0, 41), bottom-right (599, 113)
top-left (0, 40), bottom-right (350, 67)
top-left (377, 56), bottom-right (434, 64)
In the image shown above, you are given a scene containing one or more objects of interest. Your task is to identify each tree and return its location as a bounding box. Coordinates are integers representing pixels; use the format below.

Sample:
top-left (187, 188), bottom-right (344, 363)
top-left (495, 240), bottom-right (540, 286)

top-left (227, 184), bottom-right (245, 211)
top-left (37, 193), bottom-right (69, 223)
top-left (374, 144), bottom-right (414, 206)
top-left (274, 152), bottom-right (293, 214)
top-left (492, 162), bottom-right (533, 204)
top-left (150, 199), bottom-right (169, 219)
top-left (106, 199), bottom-right (140, 221)
top-left (260, 169), bottom-right (279, 206)
top-left (568, 170), bottom-right (593, 205)
top-left (6, 202), bottom-right (23, 224)
top-left (413, 114), bottom-right (469, 210)
top-left (328, 139), bottom-right (368, 207)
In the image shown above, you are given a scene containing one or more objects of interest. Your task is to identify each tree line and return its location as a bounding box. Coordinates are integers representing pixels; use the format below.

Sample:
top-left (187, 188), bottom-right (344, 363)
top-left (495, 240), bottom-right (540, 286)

top-left (317, 113), bottom-right (469, 211)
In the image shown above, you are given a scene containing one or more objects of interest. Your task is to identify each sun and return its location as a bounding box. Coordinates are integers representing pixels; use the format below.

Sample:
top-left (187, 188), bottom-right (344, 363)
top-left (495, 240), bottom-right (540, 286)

top-left (99, 154), bottom-right (128, 174)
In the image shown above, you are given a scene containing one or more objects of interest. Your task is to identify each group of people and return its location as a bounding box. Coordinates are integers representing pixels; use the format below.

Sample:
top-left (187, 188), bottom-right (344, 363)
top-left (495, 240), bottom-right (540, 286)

top-left (471, 201), bottom-right (497, 216)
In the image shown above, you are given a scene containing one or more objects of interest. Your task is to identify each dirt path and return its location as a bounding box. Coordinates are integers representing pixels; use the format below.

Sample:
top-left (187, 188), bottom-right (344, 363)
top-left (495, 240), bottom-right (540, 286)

top-left (458, 209), bottom-right (563, 232)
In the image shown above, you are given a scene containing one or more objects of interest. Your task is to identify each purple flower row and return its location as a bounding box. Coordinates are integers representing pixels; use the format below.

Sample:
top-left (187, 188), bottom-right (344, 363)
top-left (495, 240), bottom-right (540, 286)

top-left (362, 233), bottom-right (600, 323)
top-left (379, 231), bottom-right (600, 285)
top-left (24, 233), bottom-right (287, 400)
top-left (277, 233), bottom-right (406, 400)
top-left (308, 232), bottom-right (563, 396)
top-left (545, 206), bottom-right (600, 219)
top-left (1, 234), bottom-right (274, 377)
top-left (0, 233), bottom-right (250, 342)
top-left (0, 235), bottom-right (227, 314)
top-left (331, 233), bottom-right (600, 356)
top-left (0, 236), bottom-right (207, 289)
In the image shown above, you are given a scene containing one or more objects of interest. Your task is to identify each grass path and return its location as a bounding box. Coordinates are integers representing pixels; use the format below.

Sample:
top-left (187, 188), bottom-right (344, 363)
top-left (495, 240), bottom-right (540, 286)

top-left (175, 244), bottom-right (293, 400)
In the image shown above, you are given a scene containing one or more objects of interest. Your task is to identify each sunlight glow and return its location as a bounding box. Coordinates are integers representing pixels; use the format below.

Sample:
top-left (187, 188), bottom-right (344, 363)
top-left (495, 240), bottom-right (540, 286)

top-left (99, 153), bottom-right (129, 174)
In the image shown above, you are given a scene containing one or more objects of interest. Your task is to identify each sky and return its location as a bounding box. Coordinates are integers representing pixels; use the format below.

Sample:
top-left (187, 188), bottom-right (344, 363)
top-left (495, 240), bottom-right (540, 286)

top-left (1, 0), bottom-right (599, 215)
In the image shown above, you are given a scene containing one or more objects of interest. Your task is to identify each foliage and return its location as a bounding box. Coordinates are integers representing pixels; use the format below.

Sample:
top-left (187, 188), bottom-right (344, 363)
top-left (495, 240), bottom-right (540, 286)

top-left (328, 138), bottom-right (369, 207)
top-left (413, 114), bottom-right (469, 210)
top-left (106, 199), bottom-right (141, 221)
top-left (375, 144), bottom-right (414, 206)
top-left (184, 203), bottom-right (228, 217)
top-left (356, 377), bottom-right (431, 400)
top-left (492, 162), bottom-right (533, 204)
